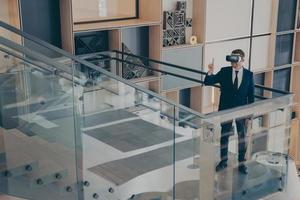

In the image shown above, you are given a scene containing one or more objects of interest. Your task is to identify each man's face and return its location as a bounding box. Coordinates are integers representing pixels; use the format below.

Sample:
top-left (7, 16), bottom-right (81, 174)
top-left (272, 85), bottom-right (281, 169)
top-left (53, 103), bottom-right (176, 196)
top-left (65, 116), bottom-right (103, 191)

top-left (231, 55), bottom-right (244, 70)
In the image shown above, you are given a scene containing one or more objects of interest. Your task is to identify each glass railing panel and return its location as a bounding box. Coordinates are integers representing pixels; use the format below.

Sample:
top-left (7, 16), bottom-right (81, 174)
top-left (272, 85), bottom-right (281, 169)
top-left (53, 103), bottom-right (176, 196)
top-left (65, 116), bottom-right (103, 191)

top-left (74, 50), bottom-right (295, 200)
top-left (0, 49), bottom-right (81, 200)
top-left (200, 94), bottom-right (293, 200)
top-left (75, 62), bottom-right (180, 199)
top-left (0, 24), bottom-right (76, 77)
top-left (173, 107), bottom-right (205, 200)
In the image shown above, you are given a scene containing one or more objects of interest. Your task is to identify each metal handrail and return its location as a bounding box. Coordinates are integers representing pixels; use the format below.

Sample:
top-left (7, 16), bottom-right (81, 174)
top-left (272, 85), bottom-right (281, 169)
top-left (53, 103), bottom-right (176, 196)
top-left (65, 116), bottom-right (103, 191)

top-left (113, 49), bottom-right (208, 75)
top-left (81, 52), bottom-right (268, 100)
top-left (112, 50), bottom-right (291, 95)
top-left (77, 51), bottom-right (289, 97)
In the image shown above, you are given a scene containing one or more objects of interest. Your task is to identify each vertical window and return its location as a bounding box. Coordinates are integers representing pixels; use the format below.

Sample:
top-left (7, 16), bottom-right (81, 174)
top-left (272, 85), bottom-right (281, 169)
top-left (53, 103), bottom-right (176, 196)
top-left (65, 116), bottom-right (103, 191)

top-left (275, 34), bottom-right (294, 66)
top-left (179, 88), bottom-right (191, 108)
top-left (277, 0), bottom-right (297, 32)
top-left (254, 73), bottom-right (265, 97)
top-left (273, 68), bottom-right (291, 97)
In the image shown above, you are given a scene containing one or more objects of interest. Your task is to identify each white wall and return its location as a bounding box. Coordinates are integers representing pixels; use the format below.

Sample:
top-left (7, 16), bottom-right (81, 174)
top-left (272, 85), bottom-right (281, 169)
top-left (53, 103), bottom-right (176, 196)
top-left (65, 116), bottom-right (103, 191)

top-left (251, 35), bottom-right (271, 71)
top-left (204, 38), bottom-right (250, 72)
top-left (253, 0), bottom-right (273, 35)
top-left (205, 0), bottom-right (252, 42)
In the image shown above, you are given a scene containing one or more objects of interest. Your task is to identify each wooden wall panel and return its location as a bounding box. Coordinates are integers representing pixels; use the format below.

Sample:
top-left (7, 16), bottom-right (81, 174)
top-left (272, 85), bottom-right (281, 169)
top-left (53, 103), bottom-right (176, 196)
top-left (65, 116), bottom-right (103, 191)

top-left (292, 66), bottom-right (300, 115)
top-left (0, 0), bottom-right (21, 73)
top-left (290, 119), bottom-right (300, 161)
top-left (294, 33), bottom-right (300, 62)
top-left (149, 25), bottom-right (162, 69)
top-left (193, 0), bottom-right (206, 43)
top-left (60, 0), bottom-right (74, 53)
top-left (190, 86), bottom-right (203, 113)
top-left (139, 0), bottom-right (162, 22)
top-left (72, 0), bottom-right (137, 23)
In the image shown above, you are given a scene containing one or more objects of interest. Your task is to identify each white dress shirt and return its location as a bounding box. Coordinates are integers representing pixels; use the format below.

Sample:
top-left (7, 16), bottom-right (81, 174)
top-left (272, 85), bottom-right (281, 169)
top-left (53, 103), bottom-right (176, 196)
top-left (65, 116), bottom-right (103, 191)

top-left (232, 67), bottom-right (244, 89)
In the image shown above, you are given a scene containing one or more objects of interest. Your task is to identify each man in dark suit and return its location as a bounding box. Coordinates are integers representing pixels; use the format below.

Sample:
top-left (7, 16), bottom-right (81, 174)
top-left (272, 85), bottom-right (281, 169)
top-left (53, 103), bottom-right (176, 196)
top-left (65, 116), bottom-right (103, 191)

top-left (204, 49), bottom-right (254, 174)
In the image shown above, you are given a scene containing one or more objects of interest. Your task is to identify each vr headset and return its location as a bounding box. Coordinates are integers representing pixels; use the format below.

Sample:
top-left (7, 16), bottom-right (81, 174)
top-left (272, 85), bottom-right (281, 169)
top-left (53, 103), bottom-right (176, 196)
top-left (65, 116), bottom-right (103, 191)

top-left (226, 54), bottom-right (242, 63)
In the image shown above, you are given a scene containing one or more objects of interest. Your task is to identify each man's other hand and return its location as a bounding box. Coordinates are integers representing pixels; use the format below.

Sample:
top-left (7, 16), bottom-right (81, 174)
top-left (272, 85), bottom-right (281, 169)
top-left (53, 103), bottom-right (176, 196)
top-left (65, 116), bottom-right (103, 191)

top-left (246, 118), bottom-right (252, 128)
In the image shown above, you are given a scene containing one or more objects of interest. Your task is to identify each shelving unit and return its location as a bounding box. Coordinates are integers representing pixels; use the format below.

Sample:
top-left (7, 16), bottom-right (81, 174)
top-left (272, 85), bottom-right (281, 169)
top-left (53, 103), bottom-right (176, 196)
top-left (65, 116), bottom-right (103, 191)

top-left (60, 0), bottom-right (162, 51)
top-left (60, 0), bottom-right (206, 108)
top-left (160, 0), bottom-right (204, 113)
top-left (60, 0), bottom-right (163, 93)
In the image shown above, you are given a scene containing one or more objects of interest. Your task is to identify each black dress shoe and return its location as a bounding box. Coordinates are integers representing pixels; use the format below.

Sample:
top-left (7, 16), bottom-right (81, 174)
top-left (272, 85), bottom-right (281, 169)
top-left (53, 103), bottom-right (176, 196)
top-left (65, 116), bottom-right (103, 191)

top-left (238, 165), bottom-right (248, 175)
top-left (216, 161), bottom-right (227, 172)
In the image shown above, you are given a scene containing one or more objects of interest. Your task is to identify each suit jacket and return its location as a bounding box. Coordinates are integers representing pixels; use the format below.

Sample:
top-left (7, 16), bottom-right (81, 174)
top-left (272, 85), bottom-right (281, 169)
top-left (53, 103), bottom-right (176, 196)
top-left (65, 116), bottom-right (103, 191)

top-left (204, 66), bottom-right (255, 111)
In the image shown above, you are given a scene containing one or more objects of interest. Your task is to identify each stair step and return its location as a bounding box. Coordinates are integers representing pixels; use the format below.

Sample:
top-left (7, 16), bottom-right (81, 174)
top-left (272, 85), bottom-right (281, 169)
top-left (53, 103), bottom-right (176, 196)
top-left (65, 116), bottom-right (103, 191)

top-left (0, 194), bottom-right (27, 200)
top-left (8, 129), bottom-right (31, 140)
top-left (28, 136), bottom-right (77, 173)
top-left (1, 130), bottom-right (70, 184)
top-left (1, 129), bottom-right (79, 194)
top-left (51, 177), bottom-right (79, 195)
top-left (0, 129), bottom-right (80, 199)
top-left (6, 129), bottom-right (75, 164)
top-left (0, 150), bottom-right (38, 178)
top-left (3, 177), bottom-right (76, 200)
top-left (4, 130), bottom-right (69, 165)
top-left (18, 160), bottom-right (68, 188)
top-left (36, 142), bottom-right (79, 195)
top-left (0, 130), bottom-right (29, 152)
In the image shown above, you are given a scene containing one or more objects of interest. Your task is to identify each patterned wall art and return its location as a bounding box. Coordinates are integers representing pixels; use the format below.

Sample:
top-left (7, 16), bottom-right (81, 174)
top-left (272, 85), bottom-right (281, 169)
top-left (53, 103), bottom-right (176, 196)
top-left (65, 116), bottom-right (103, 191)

top-left (163, 1), bottom-right (193, 47)
top-left (122, 44), bottom-right (151, 79)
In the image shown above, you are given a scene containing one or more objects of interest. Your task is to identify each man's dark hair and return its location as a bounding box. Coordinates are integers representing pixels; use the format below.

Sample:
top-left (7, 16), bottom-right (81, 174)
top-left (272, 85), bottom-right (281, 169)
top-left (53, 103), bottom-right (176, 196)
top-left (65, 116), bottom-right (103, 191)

top-left (232, 49), bottom-right (245, 58)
